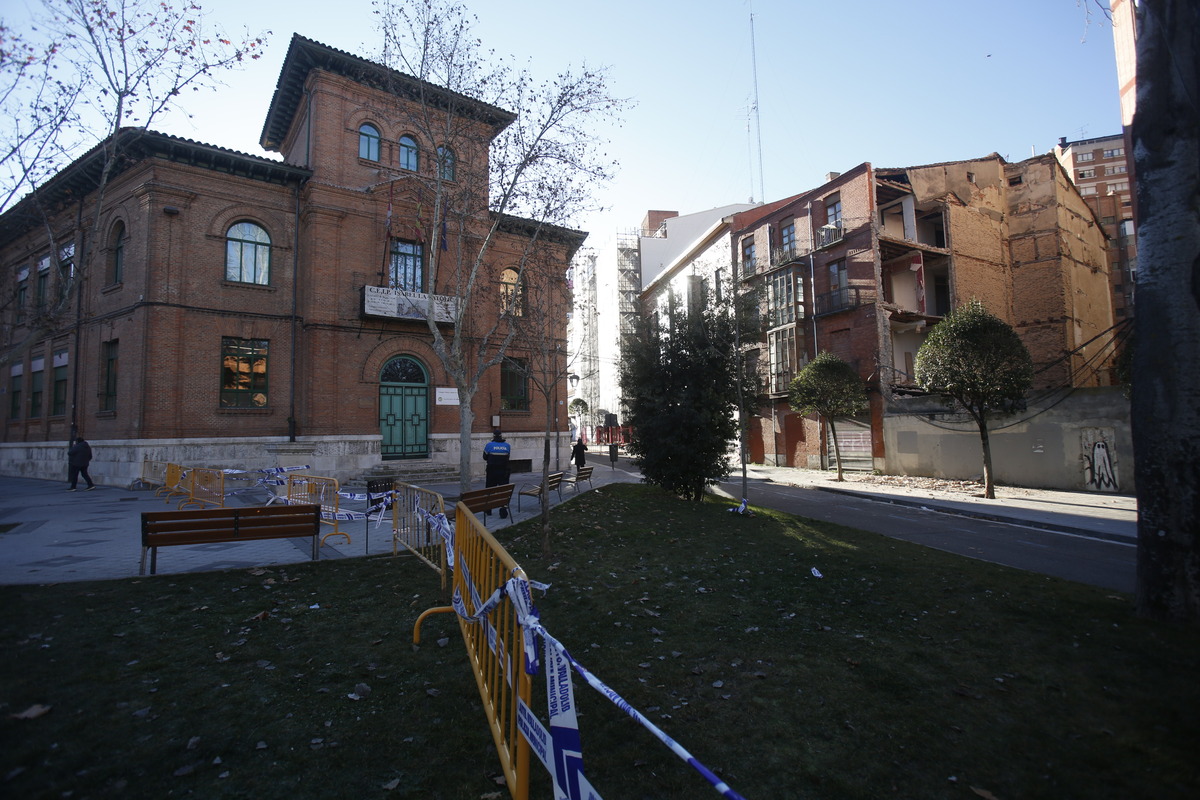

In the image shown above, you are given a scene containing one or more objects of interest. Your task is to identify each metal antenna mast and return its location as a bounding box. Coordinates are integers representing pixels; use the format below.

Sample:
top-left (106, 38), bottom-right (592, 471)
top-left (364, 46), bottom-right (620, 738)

top-left (749, 7), bottom-right (766, 203)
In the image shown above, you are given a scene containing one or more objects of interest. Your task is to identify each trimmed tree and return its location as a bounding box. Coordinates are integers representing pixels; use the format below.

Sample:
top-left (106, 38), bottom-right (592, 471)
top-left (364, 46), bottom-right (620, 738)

top-left (914, 300), bottom-right (1032, 499)
top-left (620, 300), bottom-right (740, 502)
top-left (788, 352), bottom-right (868, 482)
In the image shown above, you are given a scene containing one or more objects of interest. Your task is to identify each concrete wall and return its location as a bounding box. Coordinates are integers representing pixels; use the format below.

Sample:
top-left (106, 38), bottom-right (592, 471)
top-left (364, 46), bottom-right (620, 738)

top-left (882, 386), bottom-right (1131, 492)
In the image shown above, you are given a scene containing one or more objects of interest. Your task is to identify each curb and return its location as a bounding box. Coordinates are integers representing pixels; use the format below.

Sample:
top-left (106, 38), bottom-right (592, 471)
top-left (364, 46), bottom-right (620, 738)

top-left (814, 486), bottom-right (1136, 544)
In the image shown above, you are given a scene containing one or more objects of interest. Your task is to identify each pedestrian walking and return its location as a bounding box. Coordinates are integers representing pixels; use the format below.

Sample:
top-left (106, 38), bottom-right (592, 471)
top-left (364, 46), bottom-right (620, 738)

top-left (571, 438), bottom-right (587, 471)
top-left (483, 429), bottom-right (511, 518)
top-left (67, 436), bottom-right (96, 491)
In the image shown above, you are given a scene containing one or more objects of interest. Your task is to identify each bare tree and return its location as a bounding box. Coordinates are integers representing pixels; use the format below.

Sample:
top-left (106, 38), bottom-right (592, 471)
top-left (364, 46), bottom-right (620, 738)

top-left (1131, 0), bottom-right (1200, 624)
top-left (372, 0), bottom-right (622, 494)
top-left (0, 22), bottom-right (82, 214)
top-left (505, 236), bottom-right (582, 557)
top-left (0, 0), bottom-right (267, 377)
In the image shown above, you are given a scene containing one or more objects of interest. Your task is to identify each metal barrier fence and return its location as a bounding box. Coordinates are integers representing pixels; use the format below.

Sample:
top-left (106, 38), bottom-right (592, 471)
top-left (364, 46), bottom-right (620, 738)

top-left (388, 482), bottom-right (448, 587)
top-left (155, 463), bottom-right (188, 503)
top-left (133, 459), bottom-right (167, 491)
top-left (415, 500), bottom-right (748, 800)
top-left (178, 467), bottom-right (225, 510)
top-left (415, 505), bottom-right (533, 799)
top-left (287, 474), bottom-right (351, 546)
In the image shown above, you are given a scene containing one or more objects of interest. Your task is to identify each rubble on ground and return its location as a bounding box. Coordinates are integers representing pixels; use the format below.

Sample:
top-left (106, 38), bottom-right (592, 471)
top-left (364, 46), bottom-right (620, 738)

top-left (843, 474), bottom-right (986, 495)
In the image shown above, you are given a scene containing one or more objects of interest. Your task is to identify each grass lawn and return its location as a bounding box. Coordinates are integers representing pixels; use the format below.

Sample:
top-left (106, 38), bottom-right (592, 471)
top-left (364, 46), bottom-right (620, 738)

top-left (2, 483), bottom-right (1198, 799)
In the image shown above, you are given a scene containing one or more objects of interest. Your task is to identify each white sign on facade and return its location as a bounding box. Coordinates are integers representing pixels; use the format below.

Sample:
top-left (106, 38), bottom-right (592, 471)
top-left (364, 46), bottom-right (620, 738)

top-left (363, 285), bottom-right (459, 323)
top-left (435, 388), bottom-right (459, 405)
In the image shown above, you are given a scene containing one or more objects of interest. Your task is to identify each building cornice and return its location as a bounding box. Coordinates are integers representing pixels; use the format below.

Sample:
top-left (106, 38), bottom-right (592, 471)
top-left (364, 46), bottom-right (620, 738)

top-left (260, 34), bottom-right (517, 153)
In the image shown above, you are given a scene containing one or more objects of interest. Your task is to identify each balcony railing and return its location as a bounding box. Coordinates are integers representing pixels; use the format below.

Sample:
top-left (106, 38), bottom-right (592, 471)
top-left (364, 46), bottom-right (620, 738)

top-left (770, 245), bottom-right (803, 267)
top-left (738, 257), bottom-right (767, 278)
top-left (816, 223), bottom-right (844, 249)
top-left (814, 286), bottom-right (874, 316)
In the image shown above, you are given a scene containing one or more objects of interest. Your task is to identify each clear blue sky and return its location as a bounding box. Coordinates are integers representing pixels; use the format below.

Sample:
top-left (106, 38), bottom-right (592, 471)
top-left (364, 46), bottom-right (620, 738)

top-left (10, 0), bottom-right (1122, 240)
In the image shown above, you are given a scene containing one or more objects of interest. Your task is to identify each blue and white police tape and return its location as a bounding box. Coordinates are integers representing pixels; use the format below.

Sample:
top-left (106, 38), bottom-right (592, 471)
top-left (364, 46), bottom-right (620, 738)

top-left (451, 572), bottom-right (744, 799)
top-left (414, 503), bottom-right (453, 567)
top-left (507, 579), bottom-right (747, 800)
top-left (727, 498), bottom-right (753, 515)
top-left (220, 465), bottom-right (311, 475)
top-left (262, 495), bottom-right (371, 521)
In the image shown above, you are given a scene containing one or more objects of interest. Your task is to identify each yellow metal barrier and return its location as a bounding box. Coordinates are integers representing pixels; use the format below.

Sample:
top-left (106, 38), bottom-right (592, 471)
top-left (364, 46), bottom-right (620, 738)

top-left (178, 467), bottom-right (225, 510)
top-left (388, 482), bottom-right (448, 586)
top-left (287, 474), bottom-right (350, 546)
top-left (133, 459), bottom-right (167, 491)
top-left (416, 504), bottom-right (532, 800)
top-left (156, 463), bottom-right (189, 503)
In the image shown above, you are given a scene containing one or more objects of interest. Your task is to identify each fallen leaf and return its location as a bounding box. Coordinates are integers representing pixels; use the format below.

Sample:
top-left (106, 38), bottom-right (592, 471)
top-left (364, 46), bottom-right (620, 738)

top-left (382, 778), bottom-right (400, 790)
top-left (10, 704), bottom-right (51, 720)
top-left (970, 788), bottom-right (1001, 800)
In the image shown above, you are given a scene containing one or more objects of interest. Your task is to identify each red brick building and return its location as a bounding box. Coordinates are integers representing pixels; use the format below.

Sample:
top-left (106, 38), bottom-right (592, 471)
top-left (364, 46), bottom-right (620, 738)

top-left (732, 153), bottom-right (1119, 478)
top-left (1, 35), bottom-right (583, 485)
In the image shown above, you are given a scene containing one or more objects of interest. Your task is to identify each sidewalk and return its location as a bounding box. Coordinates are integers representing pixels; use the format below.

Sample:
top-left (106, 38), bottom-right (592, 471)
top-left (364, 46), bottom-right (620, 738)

top-left (0, 461), bottom-right (643, 586)
top-left (728, 465), bottom-right (1138, 543)
top-left (0, 462), bottom-right (1136, 585)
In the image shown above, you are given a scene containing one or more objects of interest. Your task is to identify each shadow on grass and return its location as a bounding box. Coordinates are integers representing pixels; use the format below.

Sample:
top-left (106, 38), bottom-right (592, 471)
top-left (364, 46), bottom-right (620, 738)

top-left (2, 483), bottom-right (1198, 799)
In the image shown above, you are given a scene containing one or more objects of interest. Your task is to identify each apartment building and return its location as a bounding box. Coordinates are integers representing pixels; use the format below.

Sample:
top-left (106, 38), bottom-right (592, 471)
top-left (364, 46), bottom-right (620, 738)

top-left (1055, 134), bottom-right (1137, 319)
top-left (732, 153), bottom-right (1120, 485)
top-left (0, 34), bottom-right (584, 485)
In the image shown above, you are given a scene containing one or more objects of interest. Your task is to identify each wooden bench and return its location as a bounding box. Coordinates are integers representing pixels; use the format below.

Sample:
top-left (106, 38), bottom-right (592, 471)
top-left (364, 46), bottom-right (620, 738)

top-left (458, 483), bottom-right (515, 523)
top-left (563, 465), bottom-right (594, 493)
top-left (517, 472), bottom-right (563, 512)
top-left (140, 504), bottom-right (321, 575)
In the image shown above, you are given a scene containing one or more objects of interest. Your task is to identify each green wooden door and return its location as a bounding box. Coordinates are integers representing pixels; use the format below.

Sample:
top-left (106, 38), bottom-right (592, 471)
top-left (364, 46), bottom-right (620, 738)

top-left (379, 356), bottom-right (429, 460)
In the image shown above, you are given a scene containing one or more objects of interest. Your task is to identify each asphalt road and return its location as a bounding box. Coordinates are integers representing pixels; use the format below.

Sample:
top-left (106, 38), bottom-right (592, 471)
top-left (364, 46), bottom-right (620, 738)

top-left (718, 478), bottom-right (1137, 594)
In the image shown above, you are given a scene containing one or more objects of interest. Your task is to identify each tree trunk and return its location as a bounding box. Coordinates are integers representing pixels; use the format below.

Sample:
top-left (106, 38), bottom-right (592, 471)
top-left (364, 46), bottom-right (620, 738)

top-left (977, 414), bottom-right (995, 499)
top-left (828, 417), bottom-right (844, 482)
top-left (541, 428), bottom-right (553, 559)
top-left (1132, 0), bottom-right (1200, 623)
top-left (457, 392), bottom-right (476, 496)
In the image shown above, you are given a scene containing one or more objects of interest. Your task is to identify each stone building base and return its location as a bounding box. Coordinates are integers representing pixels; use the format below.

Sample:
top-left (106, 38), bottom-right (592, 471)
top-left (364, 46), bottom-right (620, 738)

top-left (0, 432), bottom-right (569, 489)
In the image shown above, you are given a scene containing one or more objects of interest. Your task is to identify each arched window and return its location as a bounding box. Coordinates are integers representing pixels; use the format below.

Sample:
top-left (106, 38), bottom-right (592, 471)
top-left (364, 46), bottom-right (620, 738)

top-left (437, 146), bottom-right (456, 181)
top-left (399, 135), bottom-right (419, 172)
top-left (380, 355), bottom-right (427, 384)
top-left (108, 220), bottom-right (126, 285)
top-left (359, 124), bottom-right (381, 161)
top-left (225, 221), bottom-right (271, 285)
top-left (500, 267), bottom-right (523, 316)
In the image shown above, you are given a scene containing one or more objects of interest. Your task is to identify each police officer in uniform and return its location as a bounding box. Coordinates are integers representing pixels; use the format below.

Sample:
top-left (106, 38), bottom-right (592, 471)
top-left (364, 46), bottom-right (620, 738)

top-left (483, 429), bottom-right (511, 517)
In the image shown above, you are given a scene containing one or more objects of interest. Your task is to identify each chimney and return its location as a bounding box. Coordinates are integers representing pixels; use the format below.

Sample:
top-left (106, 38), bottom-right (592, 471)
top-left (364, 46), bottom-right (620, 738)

top-left (825, 172), bottom-right (841, 183)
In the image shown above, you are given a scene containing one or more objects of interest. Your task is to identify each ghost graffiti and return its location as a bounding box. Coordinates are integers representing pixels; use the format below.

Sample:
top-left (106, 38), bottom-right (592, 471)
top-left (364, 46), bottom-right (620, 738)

top-left (1083, 437), bottom-right (1119, 492)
